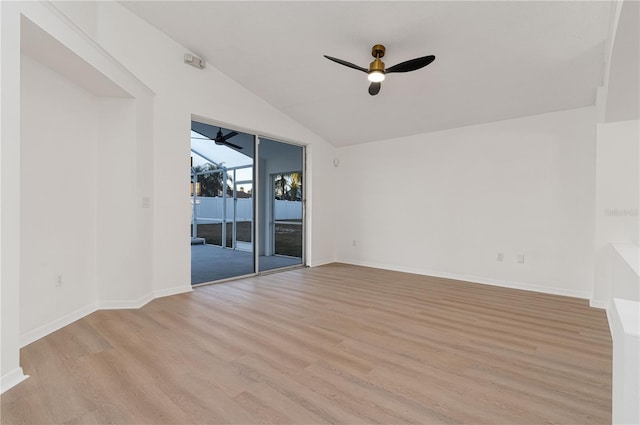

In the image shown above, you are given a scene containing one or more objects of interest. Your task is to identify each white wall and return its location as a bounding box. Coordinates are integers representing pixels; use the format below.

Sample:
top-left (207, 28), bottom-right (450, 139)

top-left (596, 2), bottom-right (639, 422)
top-left (20, 54), bottom-right (99, 337)
top-left (593, 119), bottom-right (640, 306)
top-left (0, 1), bottom-right (28, 393)
top-left (304, 141), bottom-right (337, 265)
top-left (95, 97), bottom-right (153, 305)
top-left (336, 107), bottom-right (597, 297)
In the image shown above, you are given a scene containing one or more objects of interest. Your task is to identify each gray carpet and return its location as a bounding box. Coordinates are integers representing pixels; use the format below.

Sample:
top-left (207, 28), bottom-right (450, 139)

top-left (191, 244), bottom-right (302, 284)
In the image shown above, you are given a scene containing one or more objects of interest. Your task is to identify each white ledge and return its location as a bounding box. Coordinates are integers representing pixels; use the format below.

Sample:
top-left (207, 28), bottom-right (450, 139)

top-left (613, 298), bottom-right (640, 337)
top-left (612, 242), bottom-right (639, 277)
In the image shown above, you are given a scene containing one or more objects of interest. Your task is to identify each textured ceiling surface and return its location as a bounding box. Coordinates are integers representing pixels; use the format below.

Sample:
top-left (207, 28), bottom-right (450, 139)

top-left (123, 1), bottom-right (613, 146)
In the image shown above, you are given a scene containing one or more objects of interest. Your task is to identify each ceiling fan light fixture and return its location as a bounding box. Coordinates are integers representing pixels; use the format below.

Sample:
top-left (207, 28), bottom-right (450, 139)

top-left (368, 70), bottom-right (385, 82)
top-left (324, 44), bottom-right (434, 96)
top-left (368, 56), bottom-right (385, 82)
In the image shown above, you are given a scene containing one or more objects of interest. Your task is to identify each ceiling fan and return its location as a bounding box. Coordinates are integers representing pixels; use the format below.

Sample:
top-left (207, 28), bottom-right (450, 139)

top-left (214, 128), bottom-right (242, 150)
top-left (324, 44), bottom-right (435, 96)
top-left (191, 129), bottom-right (243, 149)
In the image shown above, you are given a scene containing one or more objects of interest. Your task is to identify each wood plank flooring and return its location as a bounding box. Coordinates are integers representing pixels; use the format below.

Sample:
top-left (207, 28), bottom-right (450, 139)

top-left (1, 263), bottom-right (612, 424)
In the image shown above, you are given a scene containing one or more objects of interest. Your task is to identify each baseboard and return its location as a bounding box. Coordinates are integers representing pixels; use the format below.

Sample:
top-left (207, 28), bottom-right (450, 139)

top-left (309, 258), bottom-right (336, 267)
top-left (98, 292), bottom-right (154, 310)
top-left (20, 302), bottom-right (99, 348)
top-left (154, 285), bottom-right (193, 299)
top-left (338, 259), bottom-right (592, 300)
top-left (0, 367), bottom-right (29, 394)
top-left (590, 298), bottom-right (609, 309)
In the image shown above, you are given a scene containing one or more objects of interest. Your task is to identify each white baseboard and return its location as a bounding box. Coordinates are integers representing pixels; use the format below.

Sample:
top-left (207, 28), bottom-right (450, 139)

top-left (154, 285), bottom-right (192, 299)
top-left (20, 303), bottom-right (99, 348)
top-left (98, 292), bottom-right (154, 310)
top-left (590, 298), bottom-right (609, 309)
top-left (1, 367), bottom-right (29, 394)
top-left (338, 259), bottom-right (592, 300)
top-left (309, 258), bottom-right (336, 267)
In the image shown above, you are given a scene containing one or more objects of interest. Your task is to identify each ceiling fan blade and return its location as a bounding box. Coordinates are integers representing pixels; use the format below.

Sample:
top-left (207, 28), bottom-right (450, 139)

top-left (385, 55), bottom-right (435, 73)
top-left (324, 55), bottom-right (368, 73)
top-left (221, 140), bottom-right (243, 150)
top-left (222, 131), bottom-right (238, 141)
top-left (368, 82), bottom-right (381, 96)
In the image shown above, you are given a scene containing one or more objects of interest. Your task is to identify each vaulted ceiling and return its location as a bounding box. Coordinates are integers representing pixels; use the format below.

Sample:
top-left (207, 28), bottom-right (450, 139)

top-left (123, 1), bottom-right (614, 147)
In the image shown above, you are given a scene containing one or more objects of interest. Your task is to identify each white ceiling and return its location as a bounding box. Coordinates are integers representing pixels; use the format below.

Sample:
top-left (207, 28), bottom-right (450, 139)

top-left (123, 1), bottom-right (614, 147)
top-left (604, 0), bottom-right (639, 122)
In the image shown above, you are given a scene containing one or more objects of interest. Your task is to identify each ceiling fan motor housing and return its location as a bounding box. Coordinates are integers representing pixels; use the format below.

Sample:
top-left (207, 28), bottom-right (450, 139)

top-left (369, 58), bottom-right (385, 73)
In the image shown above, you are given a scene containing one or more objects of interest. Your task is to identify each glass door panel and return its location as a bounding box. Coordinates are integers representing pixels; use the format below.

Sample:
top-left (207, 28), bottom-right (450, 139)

top-left (190, 121), bottom-right (255, 284)
top-left (257, 137), bottom-right (304, 272)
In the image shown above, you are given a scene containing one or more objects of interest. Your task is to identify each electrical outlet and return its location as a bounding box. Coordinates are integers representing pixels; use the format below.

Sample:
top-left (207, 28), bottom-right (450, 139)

top-left (352, 240), bottom-right (356, 247)
top-left (517, 254), bottom-right (525, 264)
top-left (56, 274), bottom-right (63, 287)
top-left (497, 252), bottom-right (503, 262)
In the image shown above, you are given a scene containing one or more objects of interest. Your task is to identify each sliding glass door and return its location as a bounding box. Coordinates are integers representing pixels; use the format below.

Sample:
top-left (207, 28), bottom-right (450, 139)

top-left (190, 120), bottom-right (304, 285)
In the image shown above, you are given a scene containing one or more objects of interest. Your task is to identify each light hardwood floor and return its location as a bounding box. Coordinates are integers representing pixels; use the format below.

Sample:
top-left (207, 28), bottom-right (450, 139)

top-left (1, 263), bottom-right (611, 424)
